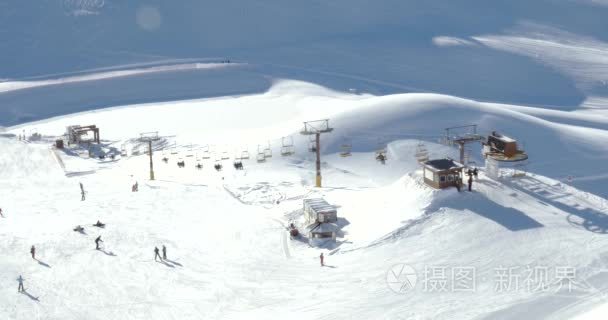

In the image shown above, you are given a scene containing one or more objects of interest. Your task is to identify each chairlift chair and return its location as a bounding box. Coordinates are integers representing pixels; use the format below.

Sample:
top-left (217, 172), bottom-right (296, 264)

top-left (241, 149), bottom-right (250, 160)
top-left (281, 136), bottom-right (295, 156)
top-left (201, 145), bottom-right (211, 159)
top-left (221, 151), bottom-right (230, 160)
top-left (256, 152), bottom-right (266, 163)
top-left (186, 144), bottom-right (194, 157)
top-left (340, 141), bottom-right (352, 157)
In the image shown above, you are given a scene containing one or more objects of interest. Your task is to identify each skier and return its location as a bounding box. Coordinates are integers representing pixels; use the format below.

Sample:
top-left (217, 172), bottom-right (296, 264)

top-left (94, 220), bottom-right (105, 228)
top-left (80, 182), bottom-right (86, 201)
top-left (468, 175), bottom-right (473, 192)
top-left (132, 181), bottom-right (138, 192)
top-left (0, 207), bottom-right (4, 218)
top-left (30, 245), bottom-right (36, 260)
top-left (154, 247), bottom-right (161, 261)
top-left (473, 168), bottom-right (479, 179)
top-left (73, 225), bottom-right (84, 233)
top-left (95, 236), bottom-right (103, 250)
top-left (17, 275), bottom-right (24, 293)
top-left (320, 252), bottom-right (324, 267)
top-left (162, 245), bottom-right (167, 260)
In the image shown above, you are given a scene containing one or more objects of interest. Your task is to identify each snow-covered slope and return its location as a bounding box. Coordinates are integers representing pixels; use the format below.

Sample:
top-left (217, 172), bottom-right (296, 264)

top-left (2, 81), bottom-right (608, 319)
top-left (2, 0), bottom-right (608, 114)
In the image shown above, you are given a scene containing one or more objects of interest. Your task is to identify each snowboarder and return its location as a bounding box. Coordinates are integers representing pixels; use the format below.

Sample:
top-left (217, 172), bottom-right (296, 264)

top-left (162, 245), bottom-right (167, 260)
top-left (30, 245), bottom-right (36, 260)
top-left (468, 175), bottom-right (473, 192)
top-left (73, 225), bottom-right (84, 233)
top-left (17, 275), bottom-right (24, 293)
top-left (95, 236), bottom-right (103, 250)
top-left (80, 182), bottom-right (86, 201)
top-left (320, 252), bottom-right (324, 267)
top-left (154, 247), bottom-right (161, 261)
top-left (473, 168), bottom-right (479, 179)
top-left (94, 220), bottom-right (105, 228)
top-left (132, 181), bottom-right (138, 192)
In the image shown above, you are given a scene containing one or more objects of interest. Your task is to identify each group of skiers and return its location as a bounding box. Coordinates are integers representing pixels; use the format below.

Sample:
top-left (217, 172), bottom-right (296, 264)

top-left (154, 245), bottom-right (168, 261)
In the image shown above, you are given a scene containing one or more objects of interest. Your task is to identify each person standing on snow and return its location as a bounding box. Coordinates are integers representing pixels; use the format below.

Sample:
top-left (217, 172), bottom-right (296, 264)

top-left (30, 246), bottom-right (36, 260)
top-left (162, 245), bottom-right (167, 260)
top-left (17, 275), bottom-right (25, 293)
top-left (154, 247), bottom-right (161, 261)
top-left (320, 252), bottom-right (324, 267)
top-left (95, 236), bottom-right (103, 250)
top-left (468, 175), bottom-right (473, 192)
top-left (0, 207), bottom-right (4, 218)
top-left (80, 182), bottom-right (86, 201)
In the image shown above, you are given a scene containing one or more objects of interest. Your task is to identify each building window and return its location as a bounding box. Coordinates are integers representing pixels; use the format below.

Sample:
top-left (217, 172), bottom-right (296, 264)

top-left (440, 175), bottom-right (446, 182)
top-left (448, 174), bottom-right (454, 182)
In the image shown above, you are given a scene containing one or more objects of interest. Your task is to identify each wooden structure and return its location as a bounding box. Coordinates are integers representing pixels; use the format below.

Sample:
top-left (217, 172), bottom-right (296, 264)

top-left (300, 119), bottom-right (334, 187)
top-left (422, 158), bottom-right (465, 189)
top-left (303, 198), bottom-right (339, 246)
top-left (308, 222), bottom-right (338, 244)
top-left (483, 131), bottom-right (528, 162)
top-left (67, 125), bottom-right (100, 144)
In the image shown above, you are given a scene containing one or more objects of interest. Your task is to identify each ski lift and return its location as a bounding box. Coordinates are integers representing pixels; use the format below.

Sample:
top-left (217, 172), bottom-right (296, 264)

top-left (375, 142), bottom-right (387, 164)
top-left (132, 145), bottom-right (141, 156)
top-left (340, 138), bottom-right (352, 157)
top-left (415, 142), bottom-right (429, 163)
top-left (257, 145), bottom-right (266, 162)
top-left (186, 143), bottom-right (194, 157)
top-left (202, 145), bottom-right (211, 159)
top-left (241, 149), bottom-right (250, 160)
top-left (120, 143), bottom-right (128, 157)
top-left (281, 136), bottom-right (295, 156)
top-left (221, 151), bottom-right (230, 160)
top-left (308, 135), bottom-right (317, 153)
top-left (170, 142), bottom-right (178, 155)
top-left (264, 141), bottom-right (272, 158)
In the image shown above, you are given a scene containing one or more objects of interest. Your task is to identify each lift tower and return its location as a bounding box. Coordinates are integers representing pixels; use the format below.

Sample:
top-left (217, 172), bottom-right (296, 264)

top-left (300, 119), bottom-right (333, 187)
top-left (140, 132), bottom-right (160, 180)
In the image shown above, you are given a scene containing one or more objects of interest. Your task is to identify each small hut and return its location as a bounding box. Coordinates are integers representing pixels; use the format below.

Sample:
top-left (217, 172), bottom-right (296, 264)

top-left (303, 198), bottom-right (339, 246)
top-left (422, 158), bottom-right (464, 189)
top-left (482, 131), bottom-right (528, 161)
top-left (308, 222), bottom-right (339, 246)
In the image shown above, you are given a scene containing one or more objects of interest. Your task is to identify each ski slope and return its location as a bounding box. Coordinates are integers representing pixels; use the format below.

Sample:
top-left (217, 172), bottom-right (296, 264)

top-left (1, 81), bottom-right (608, 319)
top-left (2, 1), bottom-right (608, 319)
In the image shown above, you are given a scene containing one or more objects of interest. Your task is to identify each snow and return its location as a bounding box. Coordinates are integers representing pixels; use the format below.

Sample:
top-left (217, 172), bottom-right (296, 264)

top-left (2, 80), bottom-right (608, 319)
top-left (3, 1), bottom-right (608, 319)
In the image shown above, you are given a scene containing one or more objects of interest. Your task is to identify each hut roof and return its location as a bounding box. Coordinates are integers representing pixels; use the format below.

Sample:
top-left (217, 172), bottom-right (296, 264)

top-left (304, 198), bottom-right (336, 213)
top-left (424, 158), bottom-right (464, 171)
top-left (309, 222), bottom-right (339, 233)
